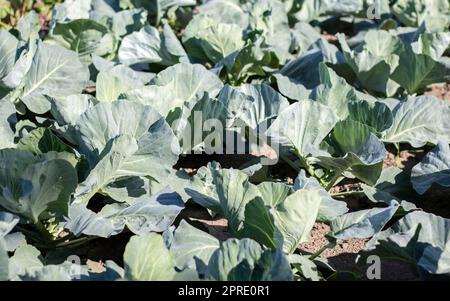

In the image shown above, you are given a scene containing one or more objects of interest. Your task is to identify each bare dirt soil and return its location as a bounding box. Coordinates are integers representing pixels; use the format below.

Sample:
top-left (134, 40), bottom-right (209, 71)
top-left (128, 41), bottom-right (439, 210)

top-left (298, 223), bottom-right (418, 280)
top-left (425, 83), bottom-right (450, 103)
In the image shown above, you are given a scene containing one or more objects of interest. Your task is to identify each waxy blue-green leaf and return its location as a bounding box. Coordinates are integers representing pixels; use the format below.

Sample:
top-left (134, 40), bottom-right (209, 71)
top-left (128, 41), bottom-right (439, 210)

top-left (15, 43), bottom-right (90, 114)
top-left (279, 39), bottom-right (343, 89)
top-left (48, 19), bottom-right (115, 63)
top-left (337, 31), bottom-right (403, 96)
top-left (411, 142), bottom-right (450, 194)
top-left (392, 0), bottom-right (449, 32)
top-left (8, 244), bottom-right (43, 280)
top-left (331, 201), bottom-right (401, 240)
top-left (0, 149), bottom-right (78, 223)
top-left (294, 170), bottom-right (348, 221)
top-left (243, 184), bottom-right (321, 253)
top-left (124, 233), bottom-right (176, 280)
top-left (0, 212), bottom-right (19, 239)
top-left (123, 63), bottom-right (223, 117)
top-left (317, 120), bottom-right (386, 185)
top-left (96, 71), bottom-right (133, 102)
top-left (267, 100), bottom-right (338, 158)
top-left (0, 30), bottom-right (19, 86)
top-left (205, 238), bottom-right (293, 281)
top-left (236, 84), bottom-right (289, 131)
top-left (197, 0), bottom-right (249, 28)
top-left (67, 187), bottom-right (184, 237)
top-left (366, 211), bottom-right (450, 276)
top-left (183, 15), bottom-right (245, 64)
top-left (0, 99), bottom-right (16, 149)
top-left (119, 24), bottom-right (188, 66)
top-left (382, 96), bottom-right (450, 147)
top-left (170, 220), bottom-right (220, 270)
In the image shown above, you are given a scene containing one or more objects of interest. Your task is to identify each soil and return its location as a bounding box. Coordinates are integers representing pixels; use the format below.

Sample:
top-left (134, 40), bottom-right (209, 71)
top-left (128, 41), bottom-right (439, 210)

top-left (298, 223), bottom-right (418, 280)
top-left (425, 83), bottom-right (450, 103)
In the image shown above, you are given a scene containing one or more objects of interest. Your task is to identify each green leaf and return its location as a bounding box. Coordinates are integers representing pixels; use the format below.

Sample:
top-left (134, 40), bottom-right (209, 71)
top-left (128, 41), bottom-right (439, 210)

top-left (411, 141), bottom-right (450, 194)
top-left (119, 24), bottom-right (188, 66)
top-left (0, 149), bottom-right (78, 223)
top-left (124, 233), bottom-right (176, 280)
top-left (73, 101), bottom-right (179, 187)
top-left (16, 43), bottom-right (90, 114)
top-left (205, 238), bottom-right (293, 281)
top-left (317, 120), bottom-right (386, 185)
top-left (366, 211), bottom-right (450, 276)
top-left (48, 19), bottom-right (115, 63)
top-left (123, 63), bottom-right (223, 117)
top-left (391, 49), bottom-right (447, 94)
top-left (267, 100), bottom-right (338, 158)
top-left (382, 96), bottom-right (450, 147)
top-left (183, 15), bottom-right (244, 64)
top-left (331, 202), bottom-right (400, 240)
top-left (67, 187), bottom-right (184, 237)
top-left (0, 98), bottom-right (16, 149)
top-left (8, 244), bottom-right (43, 280)
top-left (96, 71), bottom-right (133, 102)
top-left (170, 220), bottom-right (220, 270)
top-left (17, 128), bottom-right (74, 155)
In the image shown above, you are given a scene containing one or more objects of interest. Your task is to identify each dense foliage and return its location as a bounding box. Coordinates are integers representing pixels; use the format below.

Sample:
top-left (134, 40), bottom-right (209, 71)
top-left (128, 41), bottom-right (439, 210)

top-left (0, 0), bottom-right (449, 281)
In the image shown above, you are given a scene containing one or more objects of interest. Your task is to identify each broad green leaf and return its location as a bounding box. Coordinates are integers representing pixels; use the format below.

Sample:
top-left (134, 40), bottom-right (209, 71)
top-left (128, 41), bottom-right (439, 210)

top-left (0, 30), bottom-right (19, 84)
top-left (197, 0), bottom-right (249, 28)
top-left (0, 99), bottom-right (16, 149)
top-left (267, 100), bottom-right (338, 158)
top-left (109, 8), bottom-right (147, 38)
top-left (67, 187), bottom-right (184, 237)
top-left (236, 84), bottom-right (289, 130)
top-left (48, 19), bottom-right (115, 63)
top-left (361, 167), bottom-right (417, 206)
top-left (314, 63), bottom-right (357, 119)
top-left (294, 170), bottom-right (348, 221)
top-left (366, 211), bottom-right (450, 276)
top-left (0, 149), bottom-right (78, 223)
top-left (8, 244), bottom-right (43, 280)
top-left (73, 101), bottom-right (179, 180)
top-left (49, 94), bottom-right (96, 126)
top-left (96, 71), bottom-right (133, 102)
top-left (337, 32), bottom-right (401, 96)
top-left (0, 212), bottom-right (19, 238)
top-left (19, 265), bottom-right (72, 281)
top-left (119, 24), bottom-right (188, 66)
top-left (16, 43), bottom-right (90, 114)
top-left (52, 0), bottom-right (92, 22)
top-left (273, 73), bottom-right (312, 102)
top-left (170, 220), bottom-right (220, 270)
top-left (17, 128), bottom-right (74, 155)
top-left (411, 142), bottom-right (450, 194)
top-left (123, 63), bottom-right (223, 117)
top-left (183, 15), bottom-right (244, 64)
top-left (392, 0), bottom-right (450, 31)
top-left (331, 201), bottom-right (401, 240)
top-left (280, 39), bottom-right (343, 89)
top-left (383, 96), bottom-right (450, 147)
top-left (205, 238), bottom-right (293, 281)
top-left (317, 120), bottom-right (386, 184)
top-left (347, 100), bottom-right (393, 134)
top-left (0, 240), bottom-right (9, 281)
top-left (73, 135), bottom-right (138, 204)
top-left (16, 11), bottom-right (40, 42)
top-left (124, 233), bottom-right (176, 280)
top-left (270, 189), bottom-right (321, 253)
top-left (246, 0), bottom-right (292, 63)
top-left (391, 49), bottom-right (447, 94)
